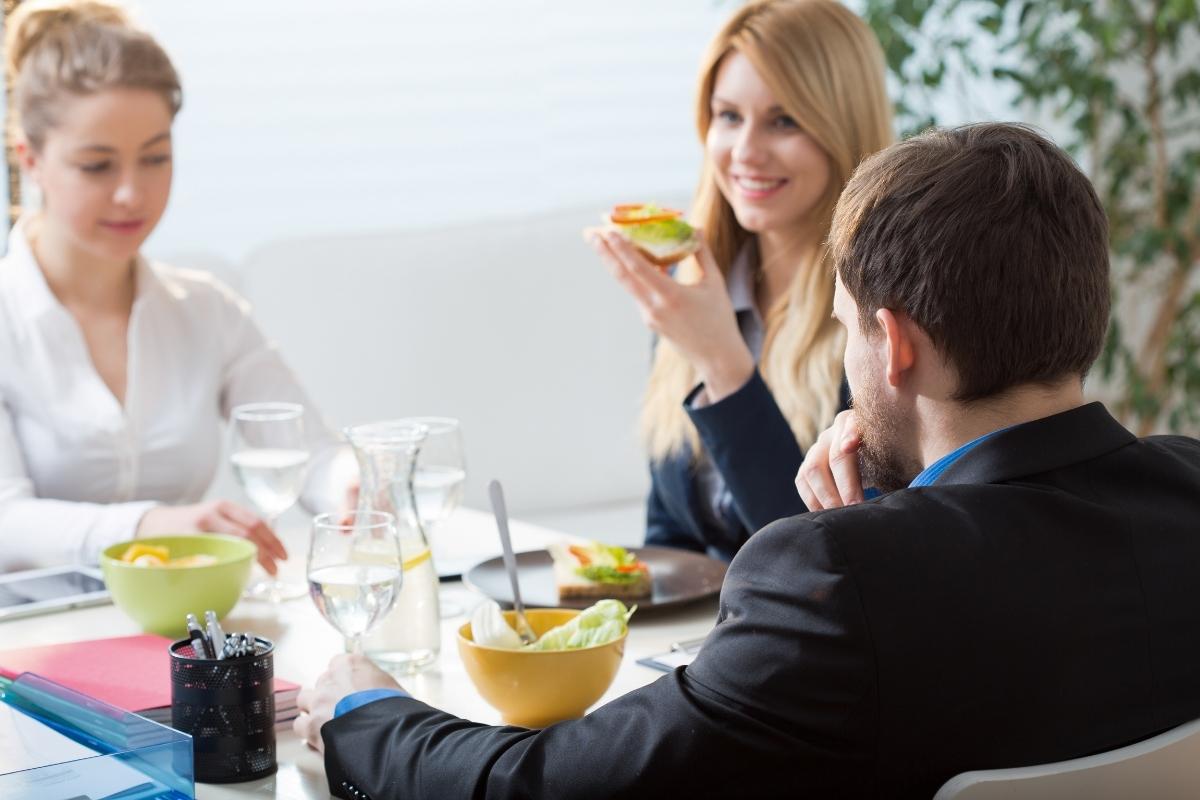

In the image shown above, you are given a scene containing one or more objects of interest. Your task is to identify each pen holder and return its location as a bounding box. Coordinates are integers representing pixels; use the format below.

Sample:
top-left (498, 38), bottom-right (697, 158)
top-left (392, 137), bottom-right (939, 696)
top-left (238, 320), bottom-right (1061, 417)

top-left (169, 636), bottom-right (277, 783)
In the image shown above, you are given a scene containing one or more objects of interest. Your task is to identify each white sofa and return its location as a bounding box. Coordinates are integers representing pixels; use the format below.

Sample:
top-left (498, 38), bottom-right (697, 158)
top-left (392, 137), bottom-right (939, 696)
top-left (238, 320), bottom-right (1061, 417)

top-left (205, 205), bottom-right (673, 545)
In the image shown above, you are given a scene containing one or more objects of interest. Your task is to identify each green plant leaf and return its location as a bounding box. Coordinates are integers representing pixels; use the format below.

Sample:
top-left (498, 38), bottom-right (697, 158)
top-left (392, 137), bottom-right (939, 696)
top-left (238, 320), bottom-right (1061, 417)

top-left (863, 0), bottom-right (1200, 431)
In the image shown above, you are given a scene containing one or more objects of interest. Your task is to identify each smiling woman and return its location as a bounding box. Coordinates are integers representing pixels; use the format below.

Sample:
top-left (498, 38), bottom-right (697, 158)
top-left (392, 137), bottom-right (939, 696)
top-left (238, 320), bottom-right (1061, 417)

top-left (590, 0), bottom-right (894, 561)
top-left (0, 0), bottom-right (335, 574)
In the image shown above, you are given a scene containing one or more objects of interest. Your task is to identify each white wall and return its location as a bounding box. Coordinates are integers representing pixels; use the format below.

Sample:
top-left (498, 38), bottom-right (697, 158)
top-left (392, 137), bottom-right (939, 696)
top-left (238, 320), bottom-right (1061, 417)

top-left (1, 1), bottom-right (1041, 262)
top-left (127, 0), bottom-right (731, 267)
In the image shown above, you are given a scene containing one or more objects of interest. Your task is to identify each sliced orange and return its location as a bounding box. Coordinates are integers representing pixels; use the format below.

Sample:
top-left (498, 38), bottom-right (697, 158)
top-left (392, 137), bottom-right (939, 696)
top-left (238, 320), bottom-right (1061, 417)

top-left (120, 543), bottom-right (170, 564)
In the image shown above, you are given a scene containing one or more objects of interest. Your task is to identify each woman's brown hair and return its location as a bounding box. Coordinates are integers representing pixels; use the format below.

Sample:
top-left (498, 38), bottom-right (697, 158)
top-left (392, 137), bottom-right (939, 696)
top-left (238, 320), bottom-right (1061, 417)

top-left (6, 0), bottom-right (182, 151)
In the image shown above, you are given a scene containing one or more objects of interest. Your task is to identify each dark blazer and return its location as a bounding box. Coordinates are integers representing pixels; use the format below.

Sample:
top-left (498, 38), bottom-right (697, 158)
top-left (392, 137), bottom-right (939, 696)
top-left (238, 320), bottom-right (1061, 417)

top-left (322, 403), bottom-right (1200, 799)
top-left (647, 370), bottom-right (850, 561)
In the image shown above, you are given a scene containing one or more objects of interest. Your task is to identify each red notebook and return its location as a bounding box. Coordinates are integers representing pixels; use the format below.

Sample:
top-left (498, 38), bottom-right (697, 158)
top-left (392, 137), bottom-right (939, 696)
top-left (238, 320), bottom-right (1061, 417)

top-left (0, 634), bottom-right (299, 714)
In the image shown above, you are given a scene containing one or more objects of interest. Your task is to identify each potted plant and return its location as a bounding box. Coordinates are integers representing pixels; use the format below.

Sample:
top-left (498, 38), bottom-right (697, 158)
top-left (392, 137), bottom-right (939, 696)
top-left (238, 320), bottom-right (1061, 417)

top-left (860, 0), bottom-right (1199, 434)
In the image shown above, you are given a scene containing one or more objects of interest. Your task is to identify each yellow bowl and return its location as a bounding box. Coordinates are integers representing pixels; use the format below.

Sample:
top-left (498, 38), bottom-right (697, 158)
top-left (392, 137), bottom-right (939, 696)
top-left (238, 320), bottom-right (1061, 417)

top-left (457, 608), bottom-right (627, 728)
top-left (100, 534), bottom-right (255, 637)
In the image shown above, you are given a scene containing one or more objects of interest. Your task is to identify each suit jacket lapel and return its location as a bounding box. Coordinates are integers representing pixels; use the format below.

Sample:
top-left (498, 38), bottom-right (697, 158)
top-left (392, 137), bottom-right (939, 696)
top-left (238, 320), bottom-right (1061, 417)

top-left (934, 402), bottom-right (1136, 487)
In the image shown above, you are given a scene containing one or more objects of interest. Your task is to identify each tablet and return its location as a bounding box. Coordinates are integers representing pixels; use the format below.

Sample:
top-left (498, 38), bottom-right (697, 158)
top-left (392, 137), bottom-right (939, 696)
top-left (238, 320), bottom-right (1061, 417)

top-left (0, 565), bottom-right (110, 621)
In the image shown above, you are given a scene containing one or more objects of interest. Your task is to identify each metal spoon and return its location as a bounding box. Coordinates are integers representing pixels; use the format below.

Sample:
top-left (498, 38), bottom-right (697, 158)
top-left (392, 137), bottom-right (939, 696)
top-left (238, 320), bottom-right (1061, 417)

top-left (488, 479), bottom-right (537, 645)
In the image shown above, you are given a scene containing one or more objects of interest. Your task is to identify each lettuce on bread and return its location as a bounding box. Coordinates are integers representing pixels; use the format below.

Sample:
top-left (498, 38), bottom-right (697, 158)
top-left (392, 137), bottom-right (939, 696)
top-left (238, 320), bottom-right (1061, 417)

top-left (548, 540), bottom-right (652, 601)
top-left (586, 203), bottom-right (701, 268)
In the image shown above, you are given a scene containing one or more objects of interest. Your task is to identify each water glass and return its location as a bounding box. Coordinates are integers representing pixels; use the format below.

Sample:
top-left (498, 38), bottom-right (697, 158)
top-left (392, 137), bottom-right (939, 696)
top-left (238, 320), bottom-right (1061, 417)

top-left (229, 402), bottom-right (311, 601)
top-left (307, 511), bottom-right (403, 654)
top-left (405, 417), bottom-right (469, 616)
top-left (408, 417), bottom-right (466, 538)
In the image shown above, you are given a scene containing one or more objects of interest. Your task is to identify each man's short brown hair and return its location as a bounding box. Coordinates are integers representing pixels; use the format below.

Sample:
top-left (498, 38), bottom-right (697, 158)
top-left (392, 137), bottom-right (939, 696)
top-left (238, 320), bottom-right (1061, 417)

top-left (830, 123), bottom-right (1111, 401)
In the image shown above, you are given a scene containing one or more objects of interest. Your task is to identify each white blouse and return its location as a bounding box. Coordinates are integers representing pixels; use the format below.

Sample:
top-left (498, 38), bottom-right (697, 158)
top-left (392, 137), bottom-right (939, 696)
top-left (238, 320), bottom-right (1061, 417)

top-left (0, 220), bottom-right (332, 571)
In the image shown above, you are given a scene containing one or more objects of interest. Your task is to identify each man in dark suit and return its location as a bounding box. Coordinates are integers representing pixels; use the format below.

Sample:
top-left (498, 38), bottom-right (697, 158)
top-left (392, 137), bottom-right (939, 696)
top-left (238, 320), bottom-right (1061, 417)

top-left (294, 122), bottom-right (1200, 799)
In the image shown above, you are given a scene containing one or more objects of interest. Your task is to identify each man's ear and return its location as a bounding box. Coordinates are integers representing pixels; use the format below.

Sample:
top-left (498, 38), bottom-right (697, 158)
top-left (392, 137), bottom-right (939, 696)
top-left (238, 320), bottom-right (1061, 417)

top-left (874, 308), bottom-right (915, 388)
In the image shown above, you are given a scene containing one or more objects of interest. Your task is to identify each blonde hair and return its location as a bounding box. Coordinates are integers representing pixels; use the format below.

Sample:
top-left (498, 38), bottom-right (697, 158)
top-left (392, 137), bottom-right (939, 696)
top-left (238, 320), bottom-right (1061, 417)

top-left (5, 0), bottom-right (182, 151)
top-left (642, 0), bottom-right (893, 460)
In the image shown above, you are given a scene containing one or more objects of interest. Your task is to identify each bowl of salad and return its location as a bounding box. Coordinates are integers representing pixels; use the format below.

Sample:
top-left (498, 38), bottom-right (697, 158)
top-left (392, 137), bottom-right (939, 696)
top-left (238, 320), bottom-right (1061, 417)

top-left (457, 600), bottom-right (633, 727)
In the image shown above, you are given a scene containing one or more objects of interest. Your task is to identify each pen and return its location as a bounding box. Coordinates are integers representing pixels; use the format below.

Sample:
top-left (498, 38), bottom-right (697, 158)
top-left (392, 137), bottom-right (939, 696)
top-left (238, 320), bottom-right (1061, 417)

top-left (205, 610), bottom-right (226, 659)
top-left (186, 613), bottom-right (213, 659)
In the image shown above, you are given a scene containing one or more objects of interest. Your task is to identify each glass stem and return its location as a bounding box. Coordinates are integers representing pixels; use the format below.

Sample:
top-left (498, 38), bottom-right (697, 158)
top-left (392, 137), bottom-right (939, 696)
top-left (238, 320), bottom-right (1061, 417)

top-left (266, 512), bottom-right (282, 583)
top-left (346, 634), bottom-right (363, 655)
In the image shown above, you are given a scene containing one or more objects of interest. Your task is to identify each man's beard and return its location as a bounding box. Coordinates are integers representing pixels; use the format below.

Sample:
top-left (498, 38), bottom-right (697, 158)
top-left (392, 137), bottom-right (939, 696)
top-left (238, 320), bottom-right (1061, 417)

top-left (852, 380), bottom-right (923, 494)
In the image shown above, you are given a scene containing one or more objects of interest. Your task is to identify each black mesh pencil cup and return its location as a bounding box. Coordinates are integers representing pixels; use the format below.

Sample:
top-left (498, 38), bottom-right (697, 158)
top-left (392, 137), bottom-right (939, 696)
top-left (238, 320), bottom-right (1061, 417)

top-left (169, 636), bottom-right (277, 782)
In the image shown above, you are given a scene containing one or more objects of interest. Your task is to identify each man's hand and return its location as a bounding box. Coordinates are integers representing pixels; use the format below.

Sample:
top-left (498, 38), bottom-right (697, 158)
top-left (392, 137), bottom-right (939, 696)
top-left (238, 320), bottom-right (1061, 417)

top-left (137, 500), bottom-right (287, 574)
top-left (294, 653), bottom-right (404, 754)
top-left (796, 410), bottom-right (865, 510)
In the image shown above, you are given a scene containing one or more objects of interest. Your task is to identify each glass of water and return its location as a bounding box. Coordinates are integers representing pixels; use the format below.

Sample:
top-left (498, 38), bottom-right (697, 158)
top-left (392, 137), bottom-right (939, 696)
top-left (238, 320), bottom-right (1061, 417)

top-left (229, 402), bottom-right (311, 601)
top-left (408, 417), bottom-right (466, 617)
top-left (308, 511), bottom-right (403, 654)
top-left (408, 417), bottom-right (466, 542)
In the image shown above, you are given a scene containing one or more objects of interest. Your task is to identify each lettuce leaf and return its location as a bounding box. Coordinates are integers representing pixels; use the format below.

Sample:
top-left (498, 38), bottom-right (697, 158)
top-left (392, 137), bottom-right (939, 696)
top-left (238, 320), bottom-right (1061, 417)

top-left (576, 543), bottom-right (637, 568)
top-left (524, 599), bottom-right (636, 651)
top-left (577, 565), bottom-right (644, 584)
top-left (624, 218), bottom-right (695, 246)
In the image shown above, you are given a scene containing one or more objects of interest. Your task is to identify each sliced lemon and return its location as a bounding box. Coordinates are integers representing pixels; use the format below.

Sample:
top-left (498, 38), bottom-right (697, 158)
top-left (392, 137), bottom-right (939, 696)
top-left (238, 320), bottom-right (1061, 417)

top-left (402, 548), bottom-right (431, 571)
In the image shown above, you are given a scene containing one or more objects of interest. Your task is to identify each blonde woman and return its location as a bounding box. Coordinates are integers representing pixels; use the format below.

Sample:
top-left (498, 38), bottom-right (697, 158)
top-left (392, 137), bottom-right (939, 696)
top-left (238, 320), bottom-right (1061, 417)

top-left (591, 0), bottom-right (893, 560)
top-left (0, 1), bottom-right (329, 573)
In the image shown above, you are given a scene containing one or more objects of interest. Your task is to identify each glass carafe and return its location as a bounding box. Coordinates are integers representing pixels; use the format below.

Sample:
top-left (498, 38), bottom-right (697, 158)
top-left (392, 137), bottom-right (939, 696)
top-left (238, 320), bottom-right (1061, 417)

top-left (345, 420), bottom-right (441, 674)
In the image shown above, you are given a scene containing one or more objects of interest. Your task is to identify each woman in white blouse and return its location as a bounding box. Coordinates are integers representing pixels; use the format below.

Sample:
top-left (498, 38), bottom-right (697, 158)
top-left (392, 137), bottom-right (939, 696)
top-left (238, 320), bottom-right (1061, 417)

top-left (0, 1), bottom-right (327, 573)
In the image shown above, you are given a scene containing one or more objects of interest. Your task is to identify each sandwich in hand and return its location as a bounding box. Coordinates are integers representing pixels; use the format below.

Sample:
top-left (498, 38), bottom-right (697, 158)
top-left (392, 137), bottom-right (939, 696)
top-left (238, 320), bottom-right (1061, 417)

top-left (548, 540), bottom-right (653, 601)
top-left (589, 203), bottom-right (701, 268)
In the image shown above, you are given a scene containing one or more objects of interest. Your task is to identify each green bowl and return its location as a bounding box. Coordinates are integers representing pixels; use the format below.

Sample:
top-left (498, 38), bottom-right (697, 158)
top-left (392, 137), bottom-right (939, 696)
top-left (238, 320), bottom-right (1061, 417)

top-left (100, 535), bottom-right (256, 636)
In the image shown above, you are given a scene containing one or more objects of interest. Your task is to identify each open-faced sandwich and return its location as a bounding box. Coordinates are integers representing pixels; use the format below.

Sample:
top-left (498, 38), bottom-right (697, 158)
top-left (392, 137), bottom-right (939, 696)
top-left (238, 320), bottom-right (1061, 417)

top-left (588, 203), bottom-right (701, 268)
top-left (548, 540), bottom-right (652, 601)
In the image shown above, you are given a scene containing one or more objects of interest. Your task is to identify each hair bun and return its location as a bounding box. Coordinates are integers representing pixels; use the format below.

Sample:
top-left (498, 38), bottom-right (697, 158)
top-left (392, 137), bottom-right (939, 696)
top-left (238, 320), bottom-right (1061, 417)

top-left (5, 1), bottom-right (131, 81)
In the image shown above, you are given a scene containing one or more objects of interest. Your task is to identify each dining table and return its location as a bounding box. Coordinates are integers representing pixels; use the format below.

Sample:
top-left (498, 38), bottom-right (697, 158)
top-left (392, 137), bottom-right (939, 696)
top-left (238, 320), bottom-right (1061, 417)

top-left (0, 508), bottom-right (720, 800)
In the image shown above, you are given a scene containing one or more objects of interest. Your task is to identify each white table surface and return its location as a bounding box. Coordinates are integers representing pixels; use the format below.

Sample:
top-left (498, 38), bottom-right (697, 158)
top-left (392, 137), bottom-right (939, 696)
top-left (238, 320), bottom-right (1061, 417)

top-left (1, 508), bottom-right (719, 799)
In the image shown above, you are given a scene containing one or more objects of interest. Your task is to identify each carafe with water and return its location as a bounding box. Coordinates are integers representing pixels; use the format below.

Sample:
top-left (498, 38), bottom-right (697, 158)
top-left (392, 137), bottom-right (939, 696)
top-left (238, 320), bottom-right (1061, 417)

top-left (345, 420), bottom-right (441, 674)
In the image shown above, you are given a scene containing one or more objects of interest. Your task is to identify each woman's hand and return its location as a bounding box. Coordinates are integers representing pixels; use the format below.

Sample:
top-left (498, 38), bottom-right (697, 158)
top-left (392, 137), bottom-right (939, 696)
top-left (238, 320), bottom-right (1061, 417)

top-left (795, 410), bottom-right (865, 510)
top-left (342, 480), bottom-right (360, 522)
top-left (137, 500), bottom-right (288, 574)
top-left (590, 231), bottom-right (755, 402)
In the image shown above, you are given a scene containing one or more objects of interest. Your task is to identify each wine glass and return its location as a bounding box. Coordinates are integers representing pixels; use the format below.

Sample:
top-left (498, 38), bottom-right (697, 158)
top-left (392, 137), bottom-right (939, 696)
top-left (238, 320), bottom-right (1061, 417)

top-left (409, 417), bottom-right (466, 543)
top-left (407, 417), bottom-right (466, 616)
top-left (229, 402), bottom-right (311, 601)
top-left (307, 511), bottom-right (403, 654)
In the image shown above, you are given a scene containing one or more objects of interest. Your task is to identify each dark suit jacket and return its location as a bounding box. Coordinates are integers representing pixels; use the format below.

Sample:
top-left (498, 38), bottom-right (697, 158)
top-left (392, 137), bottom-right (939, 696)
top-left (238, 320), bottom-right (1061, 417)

top-left (647, 370), bottom-right (850, 561)
top-left (322, 403), bottom-right (1200, 799)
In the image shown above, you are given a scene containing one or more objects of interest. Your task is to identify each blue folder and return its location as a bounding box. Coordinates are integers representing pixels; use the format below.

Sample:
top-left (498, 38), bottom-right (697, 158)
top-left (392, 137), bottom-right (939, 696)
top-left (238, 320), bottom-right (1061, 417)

top-left (0, 672), bottom-right (194, 800)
